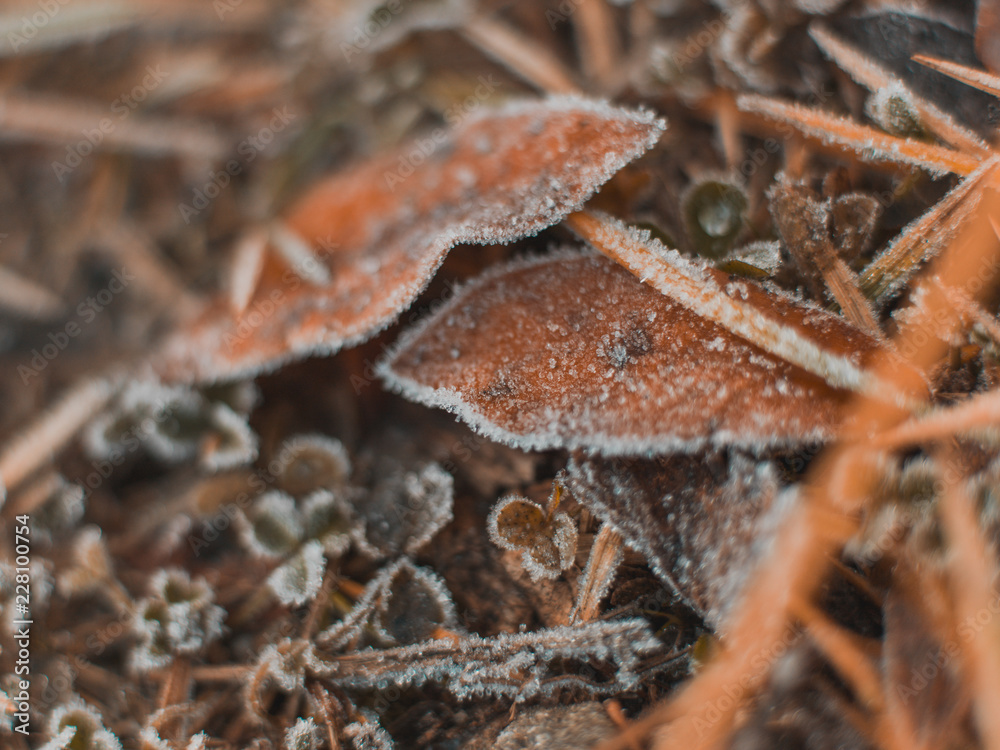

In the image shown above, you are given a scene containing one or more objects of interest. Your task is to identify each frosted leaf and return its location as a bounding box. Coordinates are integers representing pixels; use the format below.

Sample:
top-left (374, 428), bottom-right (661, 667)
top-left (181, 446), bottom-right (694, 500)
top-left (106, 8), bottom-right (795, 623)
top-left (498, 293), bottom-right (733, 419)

top-left (357, 462), bottom-right (453, 557)
top-left (565, 453), bottom-right (792, 626)
top-left (343, 711), bottom-right (396, 750)
top-left (319, 558), bottom-right (458, 649)
top-left (380, 252), bottom-right (858, 454)
top-left (565, 212), bottom-right (892, 399)
top-left (130, 569), bottom-right (226, 672)
top-left (487, 493), bottom-right (577, 581)
top-left (238, 491), bottom-right (304, 558)
top-left (315, 618), bottom-right (663, 701)
top-left (155, 97), bottom-right (665, 383)
top-left (268, 539), bottom-right (327, 606)
top-left (494, 703), bottom-right (617, 749)
top-left (273, 433), bottom-right (352, 496)
top-left (285, 717), bottom-right (321, 750)
top-left (84, 379), bottom-right (258, 471)
top-left (302, 489), bottom-right (364, 557)
top-left (42, 699), bottom-right (122, 750)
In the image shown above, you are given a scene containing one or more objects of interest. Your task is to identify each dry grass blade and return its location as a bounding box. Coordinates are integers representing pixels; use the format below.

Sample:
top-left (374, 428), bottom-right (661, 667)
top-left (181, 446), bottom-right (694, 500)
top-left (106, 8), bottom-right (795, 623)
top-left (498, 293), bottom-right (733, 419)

top-left (564, 210), bottom-right (894, 398)
top-left (573, 0), bottom-right (620, 90)
top-left (0, 92), bottom-right (228, 161)
top-left (461, 15), bottom-right (581, 95)
top-left (872, 389), bottom-right (1000, 448)
top-left (0, 3), bottom-right (141, 57)
top-left (809, 25), bottom-right (991, 156)
top-left (790, 596), bottom-right (884, 712)
top-left (0, 264), bottom-right (64, 320)
top-left (860, 158), bottom-right (1000, 302)
top-left (938, 451), bottom-right (1000, 750)
top-left (736, 94), bottom-right (979, 177)
top-left (0, 374), bottom-right (119, 496)
top-left (912, 53), bottom-right (1000, 99)
top-left (570, 525), bottom-right (624, 624)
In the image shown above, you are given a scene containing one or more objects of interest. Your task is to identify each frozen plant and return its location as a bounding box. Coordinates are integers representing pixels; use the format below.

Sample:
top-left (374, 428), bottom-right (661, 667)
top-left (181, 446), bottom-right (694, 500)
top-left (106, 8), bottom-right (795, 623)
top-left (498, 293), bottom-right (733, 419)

top-left (343, 710), bottom-right (396, 750)
top-left (487, 489), bottom-right (578, 581)
top-left (320, 558), bottom-right (459, 649)
top-left (40, 698), bottom-right (121, 750)
top-left (285, 716), bottom-right (321, 750)
top-left (84, 379), bottom-right (258, 473)
top-left (130, 569), bottom-right (226, 672)
top-left (273, 433), bottom-right (352, 496)
top-left (356, 461), bottom-right (454, 558)
top-left (267, 539), bottom-right (327, 606)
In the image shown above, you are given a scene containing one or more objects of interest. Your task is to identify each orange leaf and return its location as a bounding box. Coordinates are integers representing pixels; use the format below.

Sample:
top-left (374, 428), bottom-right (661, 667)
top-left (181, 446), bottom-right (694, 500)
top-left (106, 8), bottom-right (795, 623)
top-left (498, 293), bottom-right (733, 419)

top-left (156, 97), bottom-right (664, 382)
top-left (380, 252), bottom-right (861, 454)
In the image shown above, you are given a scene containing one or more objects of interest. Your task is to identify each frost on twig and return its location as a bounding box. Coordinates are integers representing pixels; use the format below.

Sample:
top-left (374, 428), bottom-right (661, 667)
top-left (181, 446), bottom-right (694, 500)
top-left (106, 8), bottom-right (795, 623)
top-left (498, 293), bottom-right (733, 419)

top-left (314, 618), bottom-right (666, 701)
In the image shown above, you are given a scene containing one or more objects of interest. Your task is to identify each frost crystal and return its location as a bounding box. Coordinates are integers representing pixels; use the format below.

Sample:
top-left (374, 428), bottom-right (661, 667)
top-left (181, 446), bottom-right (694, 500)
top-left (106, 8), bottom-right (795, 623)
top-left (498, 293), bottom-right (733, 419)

top-left (343, 711), bottom-right (396, 750)
top-left (131, 569), bottom-right (226, 671)
top-left (156, 97), bottom-right (665, 383)
top-left (487, 492), bottom-right (578, 581)
top-left (238, 491), bottom-right (304, 558)
top-left (381, 251), bottom-right (856, 454)
top-left (267, 539), bottom-right (327, 606)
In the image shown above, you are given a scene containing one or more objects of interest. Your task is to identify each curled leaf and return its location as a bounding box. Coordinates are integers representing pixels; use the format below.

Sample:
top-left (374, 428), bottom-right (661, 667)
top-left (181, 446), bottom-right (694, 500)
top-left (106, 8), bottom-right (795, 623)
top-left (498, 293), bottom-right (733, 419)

top-left (157, 97), bottom-right (665, 383)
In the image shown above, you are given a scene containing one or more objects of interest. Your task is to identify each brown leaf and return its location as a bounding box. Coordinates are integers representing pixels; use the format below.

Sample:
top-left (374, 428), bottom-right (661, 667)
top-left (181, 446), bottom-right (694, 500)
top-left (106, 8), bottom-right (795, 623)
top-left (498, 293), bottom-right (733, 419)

top-left (564, 453), bottom-right (785, 626)
top-left (156, 97), bottom-right (664, 383)
top-left (381, 252), bottom-right (857, 454)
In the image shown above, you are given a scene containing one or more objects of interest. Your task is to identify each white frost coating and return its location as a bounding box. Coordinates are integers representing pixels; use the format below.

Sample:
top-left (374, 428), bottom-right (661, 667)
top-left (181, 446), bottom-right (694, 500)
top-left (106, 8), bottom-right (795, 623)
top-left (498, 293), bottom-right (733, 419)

top-left (319, 558), bottom-right (458, 649)
top-left (268, 539), bottom-right (327, 606)
top-left (158, 97), bottom-right (665, 384)
top-left (131, 569), bottom-right (226, 672)
top-left (736, 93), bottom-right (967, 178)
top-left (809, 24), bottom-right (990, 154)
top-left (728, 240), bottom-right (783, 273)
top-left (378, 249), bottom-right (839, 455)
top-left (41, 699), bottom-right (122, 750)
top-left (201, 402), bottom-right (259, 472)
top-left (573, 212), bottom-right (901, 399)
top-left (487, 493), bottom-right (578, 581)
top-left (285, 717), bottom-right (321, 750)
top-left (238, 491), bottom-right (304, 558)
top-left (343, 711), bottom-right (396, 750)
top-left (318, 618), bottom-right (662, 702)
top-left (274, 433), bottom-right (352, 493)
